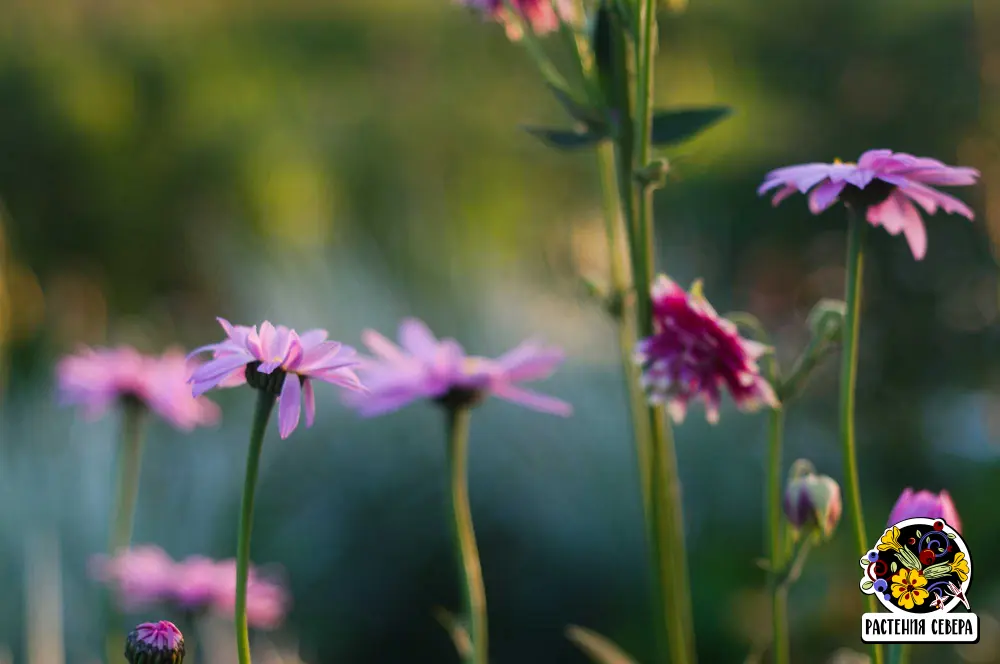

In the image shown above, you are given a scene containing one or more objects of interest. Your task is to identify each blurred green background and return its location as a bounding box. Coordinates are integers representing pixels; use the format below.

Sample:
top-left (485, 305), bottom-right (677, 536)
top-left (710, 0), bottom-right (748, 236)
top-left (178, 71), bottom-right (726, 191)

top-left (0, 0), bottom-right (998, 662)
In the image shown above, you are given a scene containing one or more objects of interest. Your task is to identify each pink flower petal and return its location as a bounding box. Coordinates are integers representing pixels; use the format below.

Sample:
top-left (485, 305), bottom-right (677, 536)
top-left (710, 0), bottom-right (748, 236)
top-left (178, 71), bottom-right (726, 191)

top-left (808, 179), bottom-right (846, 214)
top-left (302, 378), bottom-right (316, 428)
top-left (398, 318), bottom-right (440, 360)
top-left (277, 377), bottom-right (300, 439)
top-left (490, 383), bottom-right (573, 416)
top-left (866, 192), bottom-right (928, 260)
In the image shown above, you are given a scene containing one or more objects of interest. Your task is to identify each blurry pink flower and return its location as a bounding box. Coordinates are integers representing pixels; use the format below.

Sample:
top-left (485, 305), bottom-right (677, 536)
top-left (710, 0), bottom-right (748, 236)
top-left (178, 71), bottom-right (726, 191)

top-left (188, 318), bottom-right (366, 439)
top-left (90, 545), bottom-right (177, 611)
top-left (345, 318), bottom-right (571, 416)
top-left (758, 149), bottom-right (979, 260)
top-left (888, 488), bottom-right (962, 533)
top-left (57, 346), bottom-right (220, 431)
top-left (635, 276), bottom-right (779, 424)
top-left (459, 0), bottom-right (575, 40)
top-left (93, 546), bottom-right (290, 629)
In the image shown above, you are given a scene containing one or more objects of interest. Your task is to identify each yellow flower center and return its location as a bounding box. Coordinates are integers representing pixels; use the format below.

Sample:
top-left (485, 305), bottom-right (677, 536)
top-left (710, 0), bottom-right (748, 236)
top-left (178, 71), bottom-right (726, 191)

top-left (832, 158), bottom-right (857, 167)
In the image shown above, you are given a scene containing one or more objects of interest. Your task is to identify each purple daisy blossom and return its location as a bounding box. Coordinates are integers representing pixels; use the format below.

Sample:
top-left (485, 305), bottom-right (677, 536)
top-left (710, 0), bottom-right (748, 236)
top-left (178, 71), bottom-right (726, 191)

top-left (758, 149), bottom-right (979, 260)
top-left (459, 0), bottom-right (575, 40)
top-left (635, 276), bottom-right (779, 424)
top-left (56, 346), bottom-right (220, 431)
top-left (187, 318), bottom-right (366, 439)
top-left (888, 488), bottom-right (962, 533)
top-left (344, 318), bottom-right (571, 417)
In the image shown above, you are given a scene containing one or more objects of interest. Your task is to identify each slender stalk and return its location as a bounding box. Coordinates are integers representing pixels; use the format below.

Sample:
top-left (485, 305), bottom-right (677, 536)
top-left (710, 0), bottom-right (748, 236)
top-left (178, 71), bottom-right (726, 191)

top-left (235, 388), bottom-right (276, 664)
top-left (766, 407), bottom-right (788, 664)
top-left (105, 399), bottom-right (147, 664)
top-left (445, 406), bottom-right (488, 664)
top-left (887, 643), bottom-right (911, 664)
top-left (839, 211), bottom-right (883, 664)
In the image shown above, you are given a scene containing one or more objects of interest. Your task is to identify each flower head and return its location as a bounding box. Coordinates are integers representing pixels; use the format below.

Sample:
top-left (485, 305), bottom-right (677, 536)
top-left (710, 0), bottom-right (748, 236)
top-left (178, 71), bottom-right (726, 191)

top-left (877, 526), bottom-right (902, 552)
top-left (459, 0), bottom-right (576, 40)
top-left (758, 149), bottom-right (979, 260)
top-left (92, 546), bottom-right (290, 629)
top-left (125, 621), bottom-right (185, 664)
top-left (57, 346), bottom-right (220, 431)
top-left (634, 276), bottom-right (778, 424)
top-left (782, 459), bottom-right (842, 540)
top-left (949, 552), bottom-right (970, 582)
top-left (888, 488), bottom-right (962, 533)
top-left (188, 318), bottom-right (366, 438)
top-left (344, 318), bottom-right (571, 417)
top-left (890, 567), bottom-right (929, 610)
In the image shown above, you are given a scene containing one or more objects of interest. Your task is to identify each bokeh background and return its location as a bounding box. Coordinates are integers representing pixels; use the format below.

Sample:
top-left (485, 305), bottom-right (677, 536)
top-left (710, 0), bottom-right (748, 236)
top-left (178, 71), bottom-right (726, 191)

top-left (0, 0), bottom-right (998, 662)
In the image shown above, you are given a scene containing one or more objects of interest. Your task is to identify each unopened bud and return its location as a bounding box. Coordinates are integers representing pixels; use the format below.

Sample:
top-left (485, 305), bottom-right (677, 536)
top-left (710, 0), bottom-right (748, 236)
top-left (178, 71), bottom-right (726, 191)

top-left (125, 621), bottom-right (185, 664)
top-left (783, 460), bottom-right (842, 540)
top-left (635, 159), bottom-right (670, 189)
top-left (806, 299), bottom-right (846, 343)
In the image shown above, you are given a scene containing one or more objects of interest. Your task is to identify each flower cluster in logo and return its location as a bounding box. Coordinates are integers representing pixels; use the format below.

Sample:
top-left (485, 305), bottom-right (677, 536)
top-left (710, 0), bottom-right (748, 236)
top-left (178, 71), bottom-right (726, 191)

top-left (859, 518), bottom-right (971, 613)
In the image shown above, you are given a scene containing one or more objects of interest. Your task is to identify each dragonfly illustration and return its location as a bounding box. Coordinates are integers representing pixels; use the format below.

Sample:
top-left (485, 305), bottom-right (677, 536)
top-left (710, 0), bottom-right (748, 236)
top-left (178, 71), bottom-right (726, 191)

top-left (945, 581), bottom-right (971, 611)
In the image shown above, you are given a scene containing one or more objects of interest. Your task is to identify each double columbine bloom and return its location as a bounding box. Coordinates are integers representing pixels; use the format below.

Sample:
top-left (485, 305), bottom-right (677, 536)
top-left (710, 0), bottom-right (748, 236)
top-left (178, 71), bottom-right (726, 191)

top-left (57, 346), bottom-right (220, 430)
top-left (887, 488), bottom-right (963, 532)
top-left (346, 318), bottom-right (571, 416)
top-left (759, 149), bottom-right (979, 260)
top-left (188, 319), bottom-right (366, 438)
top-left (634, 277), bottom-right (778, 424)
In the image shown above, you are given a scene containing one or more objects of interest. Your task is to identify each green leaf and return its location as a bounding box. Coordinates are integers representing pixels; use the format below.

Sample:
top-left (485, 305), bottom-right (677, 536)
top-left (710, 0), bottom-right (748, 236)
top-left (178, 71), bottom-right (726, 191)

top-left (916, 530), bottom-right (922, 537)
top-left (567, 625), bottom-right (639, 664)
top-left (522, 126), bottom-right (606, 150)
top-left (650, 106), bottom-right (733, 147)
top-left (862, 580), bottom-right (874, 591)
top-left (891, 561), bottom-right (898, 573)
top-left (545, 83), bottom-right (607, 128)
top-left (948, 533), bottom-right (957, 539)
top-left (939, 548), bottom-right (946, 553)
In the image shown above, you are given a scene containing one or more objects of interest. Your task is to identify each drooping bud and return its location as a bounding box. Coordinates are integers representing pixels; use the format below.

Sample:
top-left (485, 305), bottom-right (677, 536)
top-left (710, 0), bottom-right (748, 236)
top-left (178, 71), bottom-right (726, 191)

top-left (783, 459), bottom-right (842, 540)
top-left (125, 621), bottom-right (185, 664)
top-left (806, 298), bottom-right (847, 343)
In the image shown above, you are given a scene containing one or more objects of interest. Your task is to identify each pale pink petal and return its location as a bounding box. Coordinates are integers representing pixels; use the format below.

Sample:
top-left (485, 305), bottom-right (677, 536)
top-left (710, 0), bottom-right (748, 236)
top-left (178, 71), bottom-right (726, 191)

top-left (490, 383), bottom-right (572, 416)
top-left (494, 342), bottom-right (565, 382)
top-left (867, 192), bottom-right (928, 260)
top-left (298, 329), bottom-right (328, 347)
top-left (770, 184), bottom-right (798, 206)
top-left (398, 318), bottom-right (440, 359)
top-left (360, 329), bottom-right (406, 361)
top-left (277, 377), bottom-right (301, 439)
top-left (302, 378), bottom-right (316, 427)
top-left (900, 181), bottom-right (975, 219)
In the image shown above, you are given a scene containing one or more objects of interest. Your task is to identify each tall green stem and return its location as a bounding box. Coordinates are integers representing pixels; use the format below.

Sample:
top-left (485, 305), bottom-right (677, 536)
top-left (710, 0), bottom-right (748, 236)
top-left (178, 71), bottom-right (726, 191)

top-left (445, 406), bottom-right (488, 664)
top-left (766, 407), bottom-right (788, 664)
top-left (235, 388), bottom-right (276, 664)
top-left (105, 399), bottom-right (146, 664)
top-left (887, 643), bottom-right (911, 664)
top-left (839, 212), bottom-right (883, 664)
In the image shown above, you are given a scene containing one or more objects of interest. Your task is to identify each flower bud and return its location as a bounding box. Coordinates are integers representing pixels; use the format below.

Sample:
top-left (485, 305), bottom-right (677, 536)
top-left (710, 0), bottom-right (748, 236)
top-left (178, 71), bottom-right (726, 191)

top-left (783, 459), bottom-right (842, 540)
top-left (125, 621), bottom-right (185, 664)
top-left (806, 299), bottom-right (846, 343)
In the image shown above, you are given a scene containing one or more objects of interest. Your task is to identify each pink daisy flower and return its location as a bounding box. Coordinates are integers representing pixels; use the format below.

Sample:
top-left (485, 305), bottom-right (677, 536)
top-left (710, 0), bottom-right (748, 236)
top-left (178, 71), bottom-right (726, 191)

top-left (758, 149), bottom-right (979, 260)
top-left (635, 276), bottom-right (779, 424)
top-left (92, 546), bottom-right (290, 629)
top-left (345, 318), bottom-right (571, 417)
top-left (888, 488), bottom-right (962, 533)
top-left (459, 0), bottom-right (575, 40)
top-left (187, 318), bottom-right (366, 439)
top-left (56, 346), bottom-right (220, 431)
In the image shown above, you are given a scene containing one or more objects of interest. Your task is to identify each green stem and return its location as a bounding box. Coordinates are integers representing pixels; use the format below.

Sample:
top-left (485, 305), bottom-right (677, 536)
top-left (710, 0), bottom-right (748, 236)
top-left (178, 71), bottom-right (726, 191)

top-left (839, 211), bottom-right (883, 664)
top-left (235, 388), bottom-right (276, 664)
top-left (445, 406), bottom-right (488, 664)
top-left (105, 399), bottom-right (146, 664)
top-left (766, 406), bottom-right (788, 664)
top-left (887, 643), bottom-right (911, 664)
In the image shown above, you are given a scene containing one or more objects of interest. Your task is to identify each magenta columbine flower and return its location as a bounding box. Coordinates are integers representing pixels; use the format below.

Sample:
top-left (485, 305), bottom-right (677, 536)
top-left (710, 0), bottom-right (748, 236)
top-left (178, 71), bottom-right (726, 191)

top-left (188, 318), bottom-right (366, 438)
top-left (758, 149), bottom-right (979, 260)
top-left (635, 276), bottom-right (779, 424)
top-left (125, 620), bottom-right (185, 664)
top-left (344, 318), bottom-right (571, 416)
top-left (460, 0), bottom-right (574, 39)
top-left (56, 346), bottom-right (220, 431)
top-left (888, 488), bottom-right (962, 533)
top-left (92, 546), bottom-right (290, 629)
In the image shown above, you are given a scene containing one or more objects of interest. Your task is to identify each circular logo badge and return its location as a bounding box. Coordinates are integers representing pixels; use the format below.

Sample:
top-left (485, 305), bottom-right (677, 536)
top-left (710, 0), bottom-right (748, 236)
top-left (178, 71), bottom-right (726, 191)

top-left (859, 517), bottom-right (971, 614)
